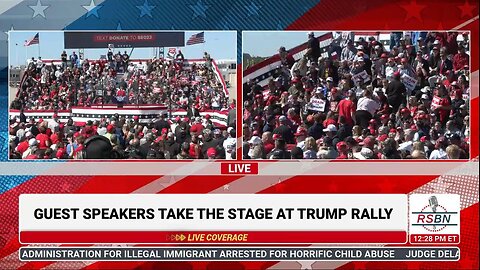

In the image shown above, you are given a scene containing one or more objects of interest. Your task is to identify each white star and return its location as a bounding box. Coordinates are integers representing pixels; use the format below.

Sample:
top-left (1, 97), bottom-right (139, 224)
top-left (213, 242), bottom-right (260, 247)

top-left (189, 0), bottom-right (210, 19)
top-left (4, 25), bottom-right (14, 38)
top-left (116, 21), bottom-right (122, 30)
top-left (136, 0), bottom-right (155, 18)
top-left (430, 178), bottom-right (454, 194)
top-left (82, 0), bottom-right (103, 18)
top-left (246, 2), bottom-right (261, 17)
top-left (297, 261), bottom-right (315, 270)
top-left (223, 184), bottom-right (230, 190)
top-left (29, 0), bottom-right (49, 18)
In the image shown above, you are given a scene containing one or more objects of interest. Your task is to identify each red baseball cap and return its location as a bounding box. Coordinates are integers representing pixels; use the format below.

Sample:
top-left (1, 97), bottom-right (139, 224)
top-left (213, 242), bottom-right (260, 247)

top-left (369, 119), bottom-right (376, 124)
top-left (133, 115), bottom-right (139, 121)
top-left (363, 137), bottom-right (375, 148)
top-left (381, 114), bottom-right (389, 120)
top-left (207, 147), bottom-right (217, 158)
top-left (272, 134), bottom-right (283, 140)
top-left (378, 134), bottom-right (388, 142)
top-left (393, 71), bottom-right (401, 78)
top-left (161, 128), bottom-right (168, 134)
top-left (381, 53), bottom-right (388, 58)
top-left (205, 114), bottom-right (211, 119)
top-left (336, 141), bottom-right (347, 150)
top-left (107, 124), bottom-right (114, 132)
top-left (400, 108), bottom-right (410, 114)
top-left (294, 127), bottom-right (307, 136)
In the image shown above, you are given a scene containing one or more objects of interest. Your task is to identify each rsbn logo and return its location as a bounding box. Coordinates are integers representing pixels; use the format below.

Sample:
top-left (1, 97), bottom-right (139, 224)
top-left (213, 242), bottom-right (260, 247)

top-left (411, 196), bottom-right (458, 233)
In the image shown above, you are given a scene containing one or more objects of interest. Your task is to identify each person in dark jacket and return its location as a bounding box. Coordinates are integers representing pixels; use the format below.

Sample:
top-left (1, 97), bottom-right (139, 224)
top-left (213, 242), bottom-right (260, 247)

top-left (386, 71), bottom-right (406, 113)
top-left (273, 115), bottom-right (294, 144)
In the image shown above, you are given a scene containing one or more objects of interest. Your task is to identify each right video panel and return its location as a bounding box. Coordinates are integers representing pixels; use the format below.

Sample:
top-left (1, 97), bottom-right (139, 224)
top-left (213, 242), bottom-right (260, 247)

top-left (242, 31), bottom-right (470, 160)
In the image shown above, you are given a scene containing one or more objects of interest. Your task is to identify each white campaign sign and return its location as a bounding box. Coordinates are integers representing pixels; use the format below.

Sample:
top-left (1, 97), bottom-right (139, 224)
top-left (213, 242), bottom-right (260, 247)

top-left (401, 74), bottom-right (418, 92)
top-left (352, 70), bottom-right (370, 83)
top-left (307, 98), bottom-right (326, 112)
top-left (431, 96), bottom-right (442, 110)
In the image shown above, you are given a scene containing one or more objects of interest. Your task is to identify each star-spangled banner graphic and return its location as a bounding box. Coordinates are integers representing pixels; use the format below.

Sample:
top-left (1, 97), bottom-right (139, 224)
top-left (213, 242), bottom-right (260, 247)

top-left (23, 32), bottom-right (39, 46)
top-left (0, 0), bottom-right (478, 269)
top-left (186, 31), bottom-right (205, 45)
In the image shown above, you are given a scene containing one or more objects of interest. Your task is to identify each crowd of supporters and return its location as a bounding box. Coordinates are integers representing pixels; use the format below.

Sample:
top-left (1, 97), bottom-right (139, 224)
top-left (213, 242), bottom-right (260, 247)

top-left (10, 50), bottom-right (228, 111)
top-left (9, 50), bottom-right (237, 159)
top-left (9, 112), bottom-right (236, 160)
top-left (243, 32), bottom-right (470, 160)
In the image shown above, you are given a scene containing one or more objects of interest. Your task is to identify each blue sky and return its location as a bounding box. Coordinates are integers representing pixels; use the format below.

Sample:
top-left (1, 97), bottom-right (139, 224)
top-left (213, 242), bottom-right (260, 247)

top-left (8, 31), bottom-right (236, 67)
top-left (243, 31), bottom-right (327, 57)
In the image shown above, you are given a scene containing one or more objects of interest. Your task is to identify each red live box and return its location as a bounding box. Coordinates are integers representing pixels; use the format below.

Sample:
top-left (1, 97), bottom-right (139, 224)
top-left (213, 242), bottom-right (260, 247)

top-left (221, 163), bottom-right (258, 175)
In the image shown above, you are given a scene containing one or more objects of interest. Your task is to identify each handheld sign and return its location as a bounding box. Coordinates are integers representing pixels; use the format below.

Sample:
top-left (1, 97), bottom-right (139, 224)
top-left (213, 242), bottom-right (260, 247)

top-left (431, 96), bottom-right (441, 110)
top-left (352, 70), bottom-right (371, 83)
top-left (401, 74), bottom-right (418, 92)
top-left (307, 97), bottom-right (326, 112)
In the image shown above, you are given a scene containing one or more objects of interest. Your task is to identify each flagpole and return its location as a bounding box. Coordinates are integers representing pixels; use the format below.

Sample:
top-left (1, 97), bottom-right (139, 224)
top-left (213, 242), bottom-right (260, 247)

top-left (38, 32), bottom-right (41, 58)
top-left (38, 33), bottom-right (41, 58)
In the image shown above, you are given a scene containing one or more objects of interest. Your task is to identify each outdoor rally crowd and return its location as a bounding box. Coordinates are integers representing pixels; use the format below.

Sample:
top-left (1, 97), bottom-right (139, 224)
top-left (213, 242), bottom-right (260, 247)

top-left (243, 32), bottom-right (470, 160)
top-left (9, 50), bottom-right (237, 159)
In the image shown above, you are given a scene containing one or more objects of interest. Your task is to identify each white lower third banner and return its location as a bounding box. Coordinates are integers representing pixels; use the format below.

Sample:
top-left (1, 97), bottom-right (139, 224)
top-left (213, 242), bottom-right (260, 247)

top-left (19, 194), bottom-right (408, 244)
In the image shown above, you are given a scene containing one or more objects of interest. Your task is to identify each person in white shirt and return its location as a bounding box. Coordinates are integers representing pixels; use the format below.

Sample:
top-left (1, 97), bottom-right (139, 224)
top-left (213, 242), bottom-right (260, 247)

top-left (429, 137), bottom-right (448, 160)
top-left (223, 127), bottom-right (237, 160)
top-left (397, 129), bottom-right (415, 154)
top-left (290, 56), bottom-right (308, 78)
top-left (355, 89), bottom-right (380, 129)
top-left (293, 126), bottom-right (307, 151)
top-left (385, 58), bottom-right (398, 82)
top-left (36, 57), bottom-right (43, 71)
top-left (48, 114), bottom-right (60, 132)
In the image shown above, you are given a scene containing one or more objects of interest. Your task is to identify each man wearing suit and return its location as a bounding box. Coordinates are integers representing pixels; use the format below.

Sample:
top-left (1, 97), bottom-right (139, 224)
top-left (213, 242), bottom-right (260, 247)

top-left (437, 48), bottom-right (453, 76)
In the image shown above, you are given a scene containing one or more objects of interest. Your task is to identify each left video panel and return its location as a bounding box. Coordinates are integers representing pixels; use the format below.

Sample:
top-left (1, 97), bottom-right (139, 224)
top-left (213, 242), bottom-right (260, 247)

top-left (8, 31), bottom-right (237, 160)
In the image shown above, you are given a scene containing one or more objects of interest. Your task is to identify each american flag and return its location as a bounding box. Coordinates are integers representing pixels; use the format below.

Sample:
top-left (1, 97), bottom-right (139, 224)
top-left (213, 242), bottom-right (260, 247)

top-left (186, 31), bottom-right (205, 45)
top-left (23, 33), bottom-right (39, 46)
